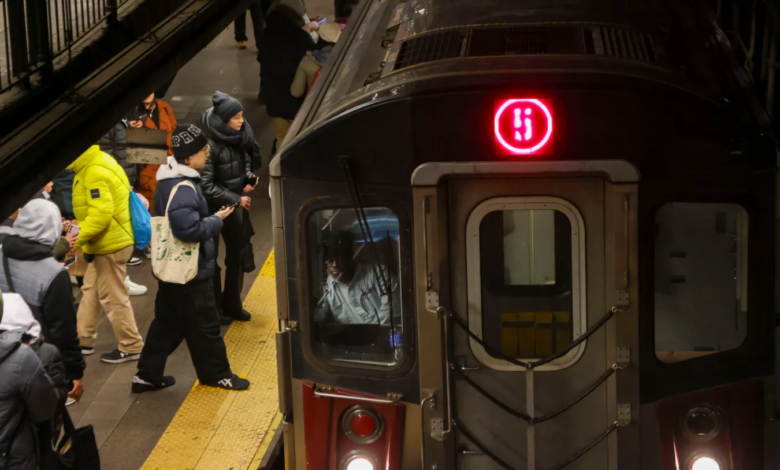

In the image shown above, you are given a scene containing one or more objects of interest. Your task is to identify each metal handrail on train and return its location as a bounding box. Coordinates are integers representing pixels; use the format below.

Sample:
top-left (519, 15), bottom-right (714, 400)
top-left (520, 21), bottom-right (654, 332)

top-left (448, 306), bottom-right (622, 369)
top-left (445, 306), bottom-right (624, 469)
top-left (454, 363), bottom-right (623, 424)
top-left (455, 418), bottom-right (622, 470)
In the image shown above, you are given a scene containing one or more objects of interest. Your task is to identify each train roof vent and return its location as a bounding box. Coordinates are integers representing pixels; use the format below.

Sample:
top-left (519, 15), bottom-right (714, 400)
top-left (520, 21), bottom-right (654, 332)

top-left (590, 27), bottom-right (656, 63)
top-left (393, 30), bottom-right (464, 71)
top-left (466, 26), bottom-right (585, 57)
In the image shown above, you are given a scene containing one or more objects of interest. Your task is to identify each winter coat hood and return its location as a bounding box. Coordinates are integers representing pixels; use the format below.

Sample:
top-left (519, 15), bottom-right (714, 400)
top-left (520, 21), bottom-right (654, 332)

top-left (12, 199), bottom-right (62, 247)
top-left (157, 156), bottom-right (201, 182)
top-left (0, 295), bottom-right (41, 343)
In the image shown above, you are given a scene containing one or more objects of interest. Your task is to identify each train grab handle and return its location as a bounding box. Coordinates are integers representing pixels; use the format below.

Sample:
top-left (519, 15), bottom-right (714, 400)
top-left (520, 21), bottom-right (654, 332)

top-left (312, 385), bottom-right (402, 404)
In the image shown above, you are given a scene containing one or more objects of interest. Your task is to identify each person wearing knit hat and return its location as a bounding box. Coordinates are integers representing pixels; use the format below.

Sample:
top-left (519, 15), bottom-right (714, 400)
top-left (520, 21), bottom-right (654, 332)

top-left (199, 93), bottom-right (261, 325)
top-left (134, 124), bottom-right (250, 393)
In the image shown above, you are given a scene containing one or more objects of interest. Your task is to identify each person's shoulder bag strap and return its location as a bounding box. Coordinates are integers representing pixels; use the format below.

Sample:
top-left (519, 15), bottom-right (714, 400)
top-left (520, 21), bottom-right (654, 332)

top-left (2, 254), bottom-right (15, 293)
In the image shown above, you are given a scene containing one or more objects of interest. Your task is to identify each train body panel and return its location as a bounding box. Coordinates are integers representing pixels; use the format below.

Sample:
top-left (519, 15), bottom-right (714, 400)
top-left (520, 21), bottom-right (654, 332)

top-left (270, 0), bottom-right (779, 468)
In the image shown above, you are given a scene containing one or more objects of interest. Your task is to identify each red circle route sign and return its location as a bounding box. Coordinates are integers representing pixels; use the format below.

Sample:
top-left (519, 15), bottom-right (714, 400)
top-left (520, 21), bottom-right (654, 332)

top-left (494, 98), bottom-right (553, 155)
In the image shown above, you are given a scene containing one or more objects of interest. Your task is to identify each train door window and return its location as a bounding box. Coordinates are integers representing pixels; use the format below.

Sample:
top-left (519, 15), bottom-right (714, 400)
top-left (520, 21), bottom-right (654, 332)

top-left (654, 203), bottom-right (748, 363)
top-left (466, 197), bottom-right (587, 371)
top-left (306, 207), bottom-right (403, 367)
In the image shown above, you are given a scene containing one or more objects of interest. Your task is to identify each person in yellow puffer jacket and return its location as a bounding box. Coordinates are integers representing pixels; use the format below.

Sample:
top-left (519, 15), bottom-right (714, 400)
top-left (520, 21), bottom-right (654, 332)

top-left (67, 146), bottom-right (144, 364)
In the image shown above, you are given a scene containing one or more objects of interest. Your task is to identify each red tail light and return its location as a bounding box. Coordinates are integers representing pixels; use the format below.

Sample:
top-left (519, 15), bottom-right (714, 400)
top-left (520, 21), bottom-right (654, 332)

top-left (344, 406), bottom-right (384, 443)
top-left (302, 383), bottom-right (405, 470)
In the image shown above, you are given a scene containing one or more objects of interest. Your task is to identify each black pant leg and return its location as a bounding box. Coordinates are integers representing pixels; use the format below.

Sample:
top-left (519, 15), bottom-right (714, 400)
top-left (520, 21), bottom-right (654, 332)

top-left (212, 233), bottom-right (224, 311)
top-left (234, 11), bottom-right (247, 42)
top-left (179, 279), bottom-right (232, 384)
top-left (136, 283), bottom-right (185, 383)
top-left (221, 208), bottom-right (245, 314)
top-left (248, 1), bottom-right (264, 52)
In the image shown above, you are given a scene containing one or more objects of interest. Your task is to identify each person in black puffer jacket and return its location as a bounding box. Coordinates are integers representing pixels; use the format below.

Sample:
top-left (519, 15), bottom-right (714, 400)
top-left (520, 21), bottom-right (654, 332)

top-left (133, 125), bottom-right (250, 393)
top-left (260, 2), bottom-right (315, 148)
top-left (199, 92), bottom-right (261, 324)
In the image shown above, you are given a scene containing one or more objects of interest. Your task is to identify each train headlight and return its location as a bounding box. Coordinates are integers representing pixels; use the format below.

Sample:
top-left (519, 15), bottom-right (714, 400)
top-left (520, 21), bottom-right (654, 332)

top-left (345, 457), bottom-right (374, 470)
top-left (342, 451), bottom-right (377, 470)
top-left (681, 406), bottom-right (722, 442)
top-left (691, 456), bottom-right (720, 470)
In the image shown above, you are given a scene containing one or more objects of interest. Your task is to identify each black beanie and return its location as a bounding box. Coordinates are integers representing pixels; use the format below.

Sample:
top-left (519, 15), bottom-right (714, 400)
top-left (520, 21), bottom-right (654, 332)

top-left (212, 91), bottom-right (243, 123)
top-left (171, 125), bottom-right (209, 162)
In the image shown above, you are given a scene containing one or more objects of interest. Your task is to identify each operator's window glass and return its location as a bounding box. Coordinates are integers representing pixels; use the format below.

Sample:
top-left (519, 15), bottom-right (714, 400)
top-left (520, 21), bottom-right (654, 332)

top-left (479, 209), bottom-right (574, 360)
top-left (307, 207), bottom-right (403, 367)
top-left (654, 203), bottom-right (748, 363)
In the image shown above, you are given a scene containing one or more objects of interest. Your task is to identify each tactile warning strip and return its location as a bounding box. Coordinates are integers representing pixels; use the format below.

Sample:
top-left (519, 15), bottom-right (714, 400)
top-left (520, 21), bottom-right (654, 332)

top-left (141, 251), bottom-right (280, 470)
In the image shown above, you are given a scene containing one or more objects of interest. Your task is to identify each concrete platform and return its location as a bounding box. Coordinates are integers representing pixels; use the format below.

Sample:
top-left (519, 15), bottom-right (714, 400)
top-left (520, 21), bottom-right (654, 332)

top-left (68, 0), bottom-right (333, 467)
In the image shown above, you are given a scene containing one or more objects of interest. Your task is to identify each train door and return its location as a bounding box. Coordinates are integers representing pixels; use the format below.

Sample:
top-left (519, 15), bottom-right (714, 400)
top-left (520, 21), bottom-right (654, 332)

top-left (413, 161), bottom-right (640, 470)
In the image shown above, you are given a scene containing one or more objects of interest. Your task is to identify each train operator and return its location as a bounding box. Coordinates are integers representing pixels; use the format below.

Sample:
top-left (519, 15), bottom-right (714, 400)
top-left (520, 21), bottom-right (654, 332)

top-left (314, 231), bottom-right (399, 326)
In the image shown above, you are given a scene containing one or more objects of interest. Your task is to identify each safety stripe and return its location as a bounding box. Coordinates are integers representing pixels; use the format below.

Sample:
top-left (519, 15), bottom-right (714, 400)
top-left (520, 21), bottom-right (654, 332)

top-left (141, 250), bottom-right (279, 470)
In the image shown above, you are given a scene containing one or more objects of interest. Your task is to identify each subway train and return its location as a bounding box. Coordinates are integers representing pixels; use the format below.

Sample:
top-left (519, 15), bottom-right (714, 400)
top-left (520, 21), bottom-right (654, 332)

top-left (270, 0), bottom-right (780, 468)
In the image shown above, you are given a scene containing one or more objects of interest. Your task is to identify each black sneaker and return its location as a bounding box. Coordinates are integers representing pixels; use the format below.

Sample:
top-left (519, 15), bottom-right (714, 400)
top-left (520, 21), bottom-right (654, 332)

top-left (226, 309), bottom-right (251, 322)
top-left (81, 346), bottom-right (94, 356)
top-left (131, 375), bottom-right (176, 393)
top-left (100, 349), bottom-right (141, 364)
top-left (208, 374), bottom-right (250, 391)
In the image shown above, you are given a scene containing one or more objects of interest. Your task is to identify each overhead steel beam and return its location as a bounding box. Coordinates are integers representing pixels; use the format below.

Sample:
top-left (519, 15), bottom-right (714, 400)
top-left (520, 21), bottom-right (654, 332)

top-left (0, 0), bottom-right (256, 218)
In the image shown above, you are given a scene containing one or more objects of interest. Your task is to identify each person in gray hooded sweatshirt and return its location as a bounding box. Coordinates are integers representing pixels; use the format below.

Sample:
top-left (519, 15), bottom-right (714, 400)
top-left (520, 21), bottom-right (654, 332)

top-left (0, 199), bottom-right (85, 404)
top-left (0, 289), bottom-right (66, 470)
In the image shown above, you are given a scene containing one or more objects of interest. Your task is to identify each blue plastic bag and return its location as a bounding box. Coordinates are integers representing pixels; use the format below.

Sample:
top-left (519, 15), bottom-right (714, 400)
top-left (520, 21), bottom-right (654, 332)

top-left (129, 192), bottom-right (151, 250)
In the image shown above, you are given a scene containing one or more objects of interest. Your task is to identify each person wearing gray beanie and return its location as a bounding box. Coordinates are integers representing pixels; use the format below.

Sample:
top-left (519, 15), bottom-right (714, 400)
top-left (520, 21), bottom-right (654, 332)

top-left (198, 93), bottom-right (262, 324)
top-left (212, 91), bottom-right (245, 123)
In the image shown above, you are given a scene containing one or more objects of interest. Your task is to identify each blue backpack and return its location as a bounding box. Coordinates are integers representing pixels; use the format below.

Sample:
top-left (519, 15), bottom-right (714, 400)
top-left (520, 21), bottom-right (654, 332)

top-left (129, 192), bottom-right (151, 250)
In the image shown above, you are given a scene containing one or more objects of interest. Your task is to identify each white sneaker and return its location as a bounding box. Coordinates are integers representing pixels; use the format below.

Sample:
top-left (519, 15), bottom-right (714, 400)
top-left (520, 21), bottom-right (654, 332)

top-left (65, 397), bottom-right (77, 407)
top-left (125, 276), bottom-right (147, 296)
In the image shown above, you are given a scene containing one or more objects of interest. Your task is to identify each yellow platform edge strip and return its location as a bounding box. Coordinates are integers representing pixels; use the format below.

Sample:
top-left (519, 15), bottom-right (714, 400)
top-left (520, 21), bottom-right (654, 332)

top-left (141, 250), bottom-right (279, 470)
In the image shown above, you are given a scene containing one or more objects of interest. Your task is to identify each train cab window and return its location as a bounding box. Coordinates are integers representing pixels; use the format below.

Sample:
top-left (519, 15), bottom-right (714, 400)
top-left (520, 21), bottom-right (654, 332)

top-left (654, 203), bottom-right (749, 363)
top-left (307, 207), bottom-right (403, 367)
top-left (467, 198), bottom-right (586, 371)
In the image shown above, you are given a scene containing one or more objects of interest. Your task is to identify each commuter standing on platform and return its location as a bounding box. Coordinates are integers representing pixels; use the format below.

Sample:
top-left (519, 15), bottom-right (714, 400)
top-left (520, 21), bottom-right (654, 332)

top-left (199, 92), bottom-right (261, 325)
top-left (260, 1), bottom-right (317, 152)
top-left (129, 93), bottom-right (178, 217)
top-left (68, 145), bottom-right (144, 364)
top-left (133, 125), bottom-right (250, 393)
top-left (99, 118), bottom-right (149, 294)
top-left (234, 1), bottom-right (264, 51)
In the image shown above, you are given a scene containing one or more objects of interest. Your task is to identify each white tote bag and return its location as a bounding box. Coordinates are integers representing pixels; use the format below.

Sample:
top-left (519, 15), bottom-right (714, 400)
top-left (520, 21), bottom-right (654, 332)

top-left (150, 181), bottom-right (200, 284)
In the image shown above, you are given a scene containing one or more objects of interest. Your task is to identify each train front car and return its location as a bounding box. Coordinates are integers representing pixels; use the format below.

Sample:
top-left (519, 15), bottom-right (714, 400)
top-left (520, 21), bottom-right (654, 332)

top-left (270, 0), bottom-right (779, 469)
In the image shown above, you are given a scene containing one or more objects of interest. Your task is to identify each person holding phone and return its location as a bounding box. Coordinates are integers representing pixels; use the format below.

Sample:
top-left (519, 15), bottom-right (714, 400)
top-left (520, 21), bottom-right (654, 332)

top-left (200, 92), bottom-right (262, 324)
top-left (133, 125), bottom-right (250, 392)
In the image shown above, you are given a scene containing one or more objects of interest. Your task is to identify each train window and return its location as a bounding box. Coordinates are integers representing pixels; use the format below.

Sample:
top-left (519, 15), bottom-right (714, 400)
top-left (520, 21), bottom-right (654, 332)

top-left (654, 203), bottom-right (749, 363)
top-left (467, 198), bottom-right (586, 371)
top-left (307, 207), bottom-right (403, 367)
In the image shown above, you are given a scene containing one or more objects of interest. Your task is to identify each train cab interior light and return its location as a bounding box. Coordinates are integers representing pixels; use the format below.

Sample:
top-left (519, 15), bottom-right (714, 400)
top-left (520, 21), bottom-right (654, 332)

top-left (494, 98), bottom-right (554, 155)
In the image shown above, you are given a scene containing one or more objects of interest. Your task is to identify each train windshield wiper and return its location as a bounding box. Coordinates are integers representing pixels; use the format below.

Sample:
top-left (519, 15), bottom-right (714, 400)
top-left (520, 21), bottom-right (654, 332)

top-left (339, 157), bottom-right (395, 335)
